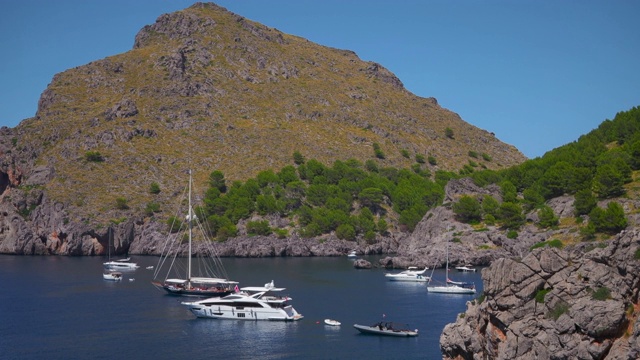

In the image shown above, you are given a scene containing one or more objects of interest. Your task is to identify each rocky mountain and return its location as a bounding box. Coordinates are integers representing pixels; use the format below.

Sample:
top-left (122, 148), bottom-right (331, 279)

top-left (0, 2), bottom-right (525, 256)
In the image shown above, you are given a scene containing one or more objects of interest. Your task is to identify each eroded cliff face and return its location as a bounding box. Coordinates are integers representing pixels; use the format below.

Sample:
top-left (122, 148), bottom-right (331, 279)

top-left (440, 230), bottom-right (640, 359)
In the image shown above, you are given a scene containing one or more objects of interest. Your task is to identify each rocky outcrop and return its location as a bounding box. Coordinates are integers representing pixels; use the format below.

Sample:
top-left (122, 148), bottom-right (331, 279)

top-left (440, 230), bottom-right (640, 359)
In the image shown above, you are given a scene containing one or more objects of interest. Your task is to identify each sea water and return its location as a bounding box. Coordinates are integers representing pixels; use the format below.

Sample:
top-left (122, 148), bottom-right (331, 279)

top-left (0, 255), bottom-right (483, 359)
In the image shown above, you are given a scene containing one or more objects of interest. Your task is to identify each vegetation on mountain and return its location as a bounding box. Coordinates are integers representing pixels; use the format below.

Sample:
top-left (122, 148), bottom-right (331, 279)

top-left (449, 106), bottom-right (640, 240)
top-left (191, 152), bottom-right (453, 241)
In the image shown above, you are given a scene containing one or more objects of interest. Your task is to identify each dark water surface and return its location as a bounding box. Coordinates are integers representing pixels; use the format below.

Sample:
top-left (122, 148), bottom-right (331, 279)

top-left (0, 255), bottom-right (483, 359)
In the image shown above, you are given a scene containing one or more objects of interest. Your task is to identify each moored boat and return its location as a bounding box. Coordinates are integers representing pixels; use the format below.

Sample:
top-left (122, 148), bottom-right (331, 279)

top-left (455, 265), bottom-right (477, 272)
top-left (181, 280), bottom-right (303, 321)
top-left (103, 271), bottom-right (123, 281)
top-left (103, 228), bottom-right (139, 271)
top-left (427, 234), bottom-right (476, 295)
top-left (324, 318), bottom-right (341, 326)
top-left (384, 267), bottom-right (429, 282)
top-left (152, 170), bottom-right (238, 297)
top-left (353, 322), bottom-right (418, 337)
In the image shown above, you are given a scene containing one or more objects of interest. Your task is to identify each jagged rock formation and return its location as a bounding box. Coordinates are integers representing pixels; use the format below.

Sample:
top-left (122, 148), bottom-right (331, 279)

top-left (440, 230), bottom-right (640, 359)
top-left (0, 2), bottom-right (525, 256)
top-left (378, 178), bottom-right (570, 270)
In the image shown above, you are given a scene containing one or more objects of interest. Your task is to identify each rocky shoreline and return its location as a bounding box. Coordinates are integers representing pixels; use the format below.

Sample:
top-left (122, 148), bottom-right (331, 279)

top-left (440, 229), bottom-right (640, 359)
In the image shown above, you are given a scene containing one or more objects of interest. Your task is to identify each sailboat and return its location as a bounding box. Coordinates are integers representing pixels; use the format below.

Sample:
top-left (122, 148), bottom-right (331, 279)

top-left (426, 236), bottom-right (476, 295)
top-left (151, 170), bottom-right (238, 297)
top-left (103, 228), bottom-right (139, 271)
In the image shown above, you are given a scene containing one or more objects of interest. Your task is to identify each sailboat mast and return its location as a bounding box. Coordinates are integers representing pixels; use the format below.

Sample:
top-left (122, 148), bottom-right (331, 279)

top-left (188, 170), bottom-right (193, 285)
top-left (445, 233), bottom-right (449, 283)
top-left (108, 227), bottom-right (111, 261)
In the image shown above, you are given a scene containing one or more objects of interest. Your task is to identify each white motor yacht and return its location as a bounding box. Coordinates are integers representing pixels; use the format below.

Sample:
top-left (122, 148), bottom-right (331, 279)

top-left (181, 281), bottom-right (303, 321)
top-left (103, 258), bottom-right (139, 270)
top-left (384, 267), bottom-right (429, 282)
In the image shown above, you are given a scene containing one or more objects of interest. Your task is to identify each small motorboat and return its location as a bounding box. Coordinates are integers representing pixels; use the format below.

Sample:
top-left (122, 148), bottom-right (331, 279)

top-left (103, 271), bottom-right (123, 281)
top-left (353, 322), bottom-right (418, 337)
top-left (384, 267), bottom-right (429, 282)
top-left (455, 265), bottom-right (477, 272)
top-left (347, 250), bottom-right (357, 258)
top-left (324, 319), bottom-right (341, 326)
top-left (146, 266), bottom-right (154, 270)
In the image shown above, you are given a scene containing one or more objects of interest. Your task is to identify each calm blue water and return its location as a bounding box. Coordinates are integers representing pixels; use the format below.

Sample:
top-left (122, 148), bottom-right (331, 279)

top-left (0, 255), bottom-right (483, 359)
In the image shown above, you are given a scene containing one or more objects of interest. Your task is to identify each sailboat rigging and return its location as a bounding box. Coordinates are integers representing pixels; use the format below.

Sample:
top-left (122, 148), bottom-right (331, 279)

top-left (151, 170), bottom-right (238, 297)
top-left (426, 233), bottom-right (475, 295)
top-left (103, 227), bottom-right (138, 271)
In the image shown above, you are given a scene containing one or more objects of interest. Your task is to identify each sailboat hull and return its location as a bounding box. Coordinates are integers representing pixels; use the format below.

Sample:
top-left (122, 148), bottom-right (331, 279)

top-left (152, 281), bottom-right (234, 297)
top-left (427, 285), bottom-right (476, 294)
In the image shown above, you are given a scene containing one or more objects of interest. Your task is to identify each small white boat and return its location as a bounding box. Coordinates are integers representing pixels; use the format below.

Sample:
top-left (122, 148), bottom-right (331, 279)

top-left (353, 322), bottom-right (418, 337)
top-left (455, 265), bottom-right (477, 272)
top-left (324, 319), bottom-right (341, 326)
top-left (347, 250), bottom-right (357, 258)
top-left (129, 278), bottom-right (135, 282)
top-left (146, 266), bottom-right (154, 270)
top-left (103, 271), bottom-right (122, 281)
top-left (384, 267), bottom-right (429, 282)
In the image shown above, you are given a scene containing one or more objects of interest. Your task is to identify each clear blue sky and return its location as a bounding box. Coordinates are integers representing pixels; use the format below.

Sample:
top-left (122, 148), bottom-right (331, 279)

top-left (1, 1), bottom-right (638, 158)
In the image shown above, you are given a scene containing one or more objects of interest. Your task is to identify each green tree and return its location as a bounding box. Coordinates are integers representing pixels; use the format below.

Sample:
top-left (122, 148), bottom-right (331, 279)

top-left (522, 187), bottom-right (544, 211)
top-left (445, 127), bottom-right (454, 139)
top-left (115, 197), bottom-right (129, 210)
top-left (574, 189), bottom-right (596, 216)
top-left (373, 142), bottom-right (385, 159)
top-left (482, 195), bottom-right (500, 218)
top-left (359, 187), bottom-right (384, 213)
top-left (500, 181), bottom-right (518, 203)
top-left (256, 169), bottom-right (279, 188)
top-left (336, 223), bottom-right (356, 240)
top-left (499, 202), bottom-right (524, 230)
top-left (277, 165), bottom-right (299, 185)
top-left (246, 220), bottom-right (272, 236)
top-left (85, 151), bottom-right (104, 162)
top-left (538, 162), bottom-right (574, 199)
top-left (208, 170), bottom-right (227, 193)
top-left (452, 195), bottom-right (482, 223)
top-left (293, 151), bottom-right (305, 165)
top-left (593, 164), bottom-right (625, 198)
top-left (377, 218), bottom-right (388, 234)
top-left (256, 194), bottom-right (283, 215)
top-left (415, 154), bottom-right (425, 164)
top-left (364, 159), bottom-right (379, 173)
top-left (149, 182), bottom-right (161, 194)
top-left (166, 215), bottom-right (184, 233)
top-left (589, 202), bottom-right (627, 234)
top-left (537, 205), bottom-right (559, 228)
top-left (144, 202), bottom-right (160, 216)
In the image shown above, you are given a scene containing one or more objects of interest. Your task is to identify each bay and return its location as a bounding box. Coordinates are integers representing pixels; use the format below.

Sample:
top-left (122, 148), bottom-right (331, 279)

top-left (0, 255), bottom-right (483, 359)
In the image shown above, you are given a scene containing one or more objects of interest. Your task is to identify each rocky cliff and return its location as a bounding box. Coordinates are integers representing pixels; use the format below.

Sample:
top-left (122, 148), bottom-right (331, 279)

top-left (440, 230), bottom-right (640, 359)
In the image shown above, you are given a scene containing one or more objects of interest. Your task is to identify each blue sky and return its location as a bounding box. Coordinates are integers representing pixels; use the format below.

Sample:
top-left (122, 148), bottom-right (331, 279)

top-left (1, 1), bottom-right (638, 158)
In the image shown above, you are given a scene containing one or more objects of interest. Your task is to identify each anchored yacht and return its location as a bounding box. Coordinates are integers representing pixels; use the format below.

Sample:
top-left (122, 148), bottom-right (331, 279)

top-left (181, 281), bottom-right (303, 321)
